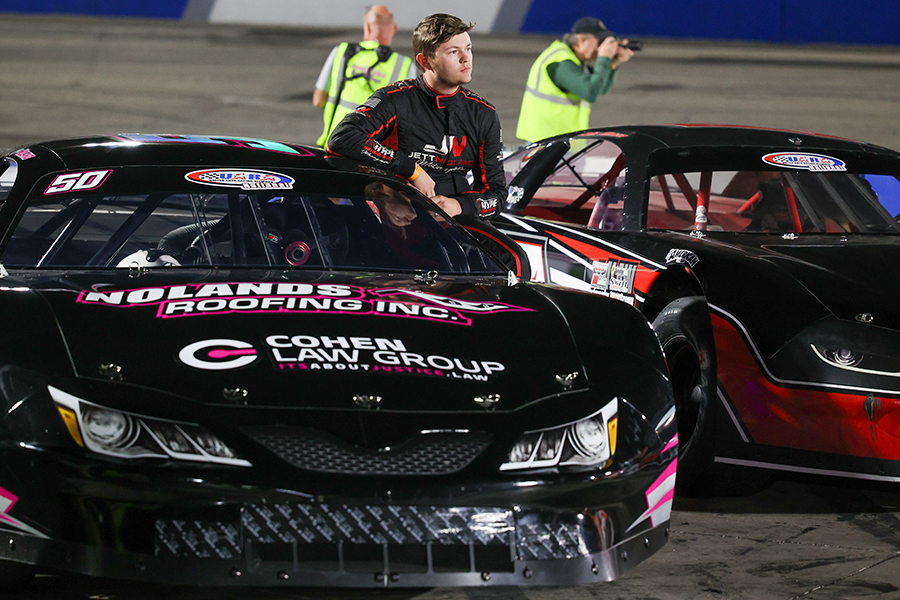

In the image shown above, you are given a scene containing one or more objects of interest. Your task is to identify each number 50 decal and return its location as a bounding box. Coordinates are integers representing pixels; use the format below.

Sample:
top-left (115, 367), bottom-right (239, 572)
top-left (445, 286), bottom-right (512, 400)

top-left (45, 170), bottom-right (112, 195)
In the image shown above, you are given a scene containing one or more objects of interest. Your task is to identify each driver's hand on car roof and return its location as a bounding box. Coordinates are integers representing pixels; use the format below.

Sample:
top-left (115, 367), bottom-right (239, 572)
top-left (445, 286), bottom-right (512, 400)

top-left (432, 195), bottom-right (462, 217)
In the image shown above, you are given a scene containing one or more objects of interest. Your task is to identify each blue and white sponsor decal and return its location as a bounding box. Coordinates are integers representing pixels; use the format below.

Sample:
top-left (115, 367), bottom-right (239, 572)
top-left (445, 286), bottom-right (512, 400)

top-left (185, 168), bottom-right (294, 190)
top-left (761, 152), bottom-right (847, 172)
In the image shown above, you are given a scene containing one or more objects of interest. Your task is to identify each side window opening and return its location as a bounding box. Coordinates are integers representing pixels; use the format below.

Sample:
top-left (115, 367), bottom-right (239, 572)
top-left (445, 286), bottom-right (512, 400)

top-left (863, 174), bottom-right (900, 219)
top-left (646, 170), bottom-right (900, 234)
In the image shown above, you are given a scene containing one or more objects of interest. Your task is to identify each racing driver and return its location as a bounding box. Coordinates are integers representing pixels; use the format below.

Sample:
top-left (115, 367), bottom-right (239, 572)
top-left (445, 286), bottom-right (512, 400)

top-left (327, 13), bottom-right (507, 222)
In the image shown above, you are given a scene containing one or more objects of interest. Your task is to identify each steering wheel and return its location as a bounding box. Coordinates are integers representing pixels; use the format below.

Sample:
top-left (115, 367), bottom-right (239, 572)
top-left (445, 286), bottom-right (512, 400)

top-left (116, 248), bottom-right (180, 268)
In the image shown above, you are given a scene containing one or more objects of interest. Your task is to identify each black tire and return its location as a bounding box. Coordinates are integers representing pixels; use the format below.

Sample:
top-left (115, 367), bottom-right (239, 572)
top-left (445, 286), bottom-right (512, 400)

top-left (0, 560), bottom-right (35, 594)
top-left (652, 296), bottom-right (719, 496)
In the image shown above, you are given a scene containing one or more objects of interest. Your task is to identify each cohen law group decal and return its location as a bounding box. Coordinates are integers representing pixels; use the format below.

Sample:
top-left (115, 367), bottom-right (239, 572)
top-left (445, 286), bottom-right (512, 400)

top-left (76, 283), bottom-right (532, 326)
top-left (761, 152), bottom-right (847, 172)
top-left (178, 339), bottom-right (258, 370)
top-left (178, 334), bottom-right (506, 381)
top-left (185, 168), bottom-right (295, 190)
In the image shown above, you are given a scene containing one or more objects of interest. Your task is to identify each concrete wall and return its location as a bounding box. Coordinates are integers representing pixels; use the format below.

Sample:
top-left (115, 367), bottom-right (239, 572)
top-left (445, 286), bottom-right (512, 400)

top-left (1, 0), bottom-right (898, 45)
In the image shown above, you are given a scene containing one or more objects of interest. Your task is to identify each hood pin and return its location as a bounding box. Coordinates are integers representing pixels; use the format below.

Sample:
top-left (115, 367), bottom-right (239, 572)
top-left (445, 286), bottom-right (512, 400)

top-left (555, 372), bottom-right (578, 390)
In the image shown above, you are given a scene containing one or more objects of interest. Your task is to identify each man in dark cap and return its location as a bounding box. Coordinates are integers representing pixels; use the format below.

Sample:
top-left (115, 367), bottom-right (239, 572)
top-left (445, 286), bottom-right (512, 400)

top-left (516, 17), bottom-right (635, 143)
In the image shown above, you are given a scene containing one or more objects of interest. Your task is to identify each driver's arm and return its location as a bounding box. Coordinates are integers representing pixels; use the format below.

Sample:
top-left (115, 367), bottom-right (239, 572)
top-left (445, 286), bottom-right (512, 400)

top-left (327, 89), bottom-right (420, 181)
top-left (453, 109), bottom-right (507, 220)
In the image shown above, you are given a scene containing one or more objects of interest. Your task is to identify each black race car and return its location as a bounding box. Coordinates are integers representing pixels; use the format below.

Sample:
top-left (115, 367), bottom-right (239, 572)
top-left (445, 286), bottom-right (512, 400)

top-left (0, 134), bottom-right (676, 589)
top-left (497, 124), bottom-right (900, 495)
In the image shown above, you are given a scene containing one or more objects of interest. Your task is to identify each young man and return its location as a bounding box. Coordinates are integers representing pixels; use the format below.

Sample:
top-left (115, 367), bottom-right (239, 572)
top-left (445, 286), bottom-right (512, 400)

top-left (516, 17), bottom-right (635, 143)
top-left (327, 13), bottom-right (507, 222)
top-left (312, 5), bottom-right (416, 147)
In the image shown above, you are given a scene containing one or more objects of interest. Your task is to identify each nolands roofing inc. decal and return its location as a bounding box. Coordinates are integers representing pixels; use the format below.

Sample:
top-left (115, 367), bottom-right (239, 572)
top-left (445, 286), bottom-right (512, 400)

top-left (76, 282), bottom-right (533, 326)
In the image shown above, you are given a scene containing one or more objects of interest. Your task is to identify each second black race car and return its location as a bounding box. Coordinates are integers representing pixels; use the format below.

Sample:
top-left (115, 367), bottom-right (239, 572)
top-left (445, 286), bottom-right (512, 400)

top-left (498, 124), bottom-right (900, 494)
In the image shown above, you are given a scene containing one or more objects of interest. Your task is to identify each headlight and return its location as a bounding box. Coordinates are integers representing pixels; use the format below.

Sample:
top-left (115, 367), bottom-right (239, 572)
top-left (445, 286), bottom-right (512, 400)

top-left (812, 344), bottom-right (900, 376)
top-left (500, 397), bottom-right (617, 472)
top-left (82, 406), bottom-right (136, 448)
top-left (571, 417), bottom-right (607, 455)
top-left (50, 386), bottom-right (250, 466)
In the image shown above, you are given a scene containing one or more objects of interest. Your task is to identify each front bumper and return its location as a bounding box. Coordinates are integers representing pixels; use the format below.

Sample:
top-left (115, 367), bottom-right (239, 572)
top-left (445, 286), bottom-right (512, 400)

top-left (1, 503), bottom-right (670, 587)
top-left (0, 448), bottom-right (675, 587)
top-left (0, 375), bottom-right (678, 588)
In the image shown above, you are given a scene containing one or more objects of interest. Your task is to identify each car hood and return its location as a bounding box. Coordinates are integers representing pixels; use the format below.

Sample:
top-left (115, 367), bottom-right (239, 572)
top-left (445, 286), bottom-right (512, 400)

top-left (20, 270), bottom-right (590, 411)
top-left (759, 237), bottom-right (900, 328)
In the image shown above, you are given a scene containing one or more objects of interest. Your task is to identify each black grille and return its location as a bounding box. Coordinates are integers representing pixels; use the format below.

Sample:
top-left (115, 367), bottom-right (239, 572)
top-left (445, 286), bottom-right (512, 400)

top-left (244, 426), bottom-right (493, 475)
top-left (155, 504), bottom-right (602, 563)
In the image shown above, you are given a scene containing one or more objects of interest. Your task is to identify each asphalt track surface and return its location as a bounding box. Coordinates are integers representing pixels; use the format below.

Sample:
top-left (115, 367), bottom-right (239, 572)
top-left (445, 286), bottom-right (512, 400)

top-left (2, 13), bottom-right (900, 600)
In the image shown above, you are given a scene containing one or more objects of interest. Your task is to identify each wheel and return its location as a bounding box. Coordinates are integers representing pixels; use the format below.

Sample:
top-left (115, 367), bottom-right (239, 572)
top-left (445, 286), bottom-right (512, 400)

top-left (0, 560), bottom-right (35, 593)
top-left (652, 296), bottom-right (719, 496)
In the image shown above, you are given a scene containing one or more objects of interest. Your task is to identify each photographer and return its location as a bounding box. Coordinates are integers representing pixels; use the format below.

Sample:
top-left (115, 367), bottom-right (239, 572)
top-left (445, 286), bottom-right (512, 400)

top-left (516, 17), bottom-right (636, 143)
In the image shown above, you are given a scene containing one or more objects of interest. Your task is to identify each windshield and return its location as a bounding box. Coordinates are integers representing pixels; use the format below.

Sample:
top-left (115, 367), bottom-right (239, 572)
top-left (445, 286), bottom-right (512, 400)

top-left (504, 139), bottom-right (626, 229)
top-left (504, 138), bottom-right (900, 235)
top-left (1, 174), bottom-right (504, 274)
top-left (647, 170), bottom-right (900, 234)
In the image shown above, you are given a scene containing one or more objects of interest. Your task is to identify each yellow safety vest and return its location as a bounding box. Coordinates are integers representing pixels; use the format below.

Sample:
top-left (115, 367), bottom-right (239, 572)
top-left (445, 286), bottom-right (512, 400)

top-left (317, 40), bottom-right (413, 147)
top-left (516, 40), bottom-right (591, 143)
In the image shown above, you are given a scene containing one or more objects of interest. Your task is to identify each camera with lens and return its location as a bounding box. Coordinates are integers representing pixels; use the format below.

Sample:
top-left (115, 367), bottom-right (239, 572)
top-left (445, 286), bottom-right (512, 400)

top-left (619, 39), bottom-right (643, 51)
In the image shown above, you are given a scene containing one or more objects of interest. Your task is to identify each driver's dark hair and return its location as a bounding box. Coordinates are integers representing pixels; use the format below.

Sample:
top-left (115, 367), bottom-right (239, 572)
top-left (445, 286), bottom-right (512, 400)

top-left (412, 14), bottom-right (475, 59)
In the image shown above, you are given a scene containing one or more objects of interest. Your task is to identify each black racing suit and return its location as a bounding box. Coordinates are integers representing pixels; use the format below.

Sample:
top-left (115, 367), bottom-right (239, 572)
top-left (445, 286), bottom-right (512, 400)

top-left (327, 75), bottom-right (507, 220)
